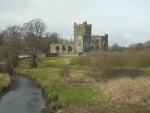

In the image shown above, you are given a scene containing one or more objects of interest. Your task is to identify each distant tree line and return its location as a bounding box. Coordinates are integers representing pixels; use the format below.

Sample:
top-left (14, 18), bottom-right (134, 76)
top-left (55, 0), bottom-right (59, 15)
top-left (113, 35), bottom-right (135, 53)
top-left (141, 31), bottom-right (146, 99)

top-left (109, 41), bottom-right (150, 52)
top-left (0, 19), bottom-right (70, 73)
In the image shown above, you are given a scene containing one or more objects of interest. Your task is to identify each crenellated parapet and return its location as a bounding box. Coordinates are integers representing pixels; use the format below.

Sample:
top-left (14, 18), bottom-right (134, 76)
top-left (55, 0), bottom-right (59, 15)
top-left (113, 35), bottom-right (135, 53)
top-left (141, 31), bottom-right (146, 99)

top-left (74, 21), bottom-right (91, 28)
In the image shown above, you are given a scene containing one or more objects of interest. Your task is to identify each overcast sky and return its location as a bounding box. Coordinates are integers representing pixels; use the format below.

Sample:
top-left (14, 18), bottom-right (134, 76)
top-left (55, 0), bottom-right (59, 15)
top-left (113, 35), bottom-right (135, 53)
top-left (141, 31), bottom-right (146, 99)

top-left (0, 0), bottom-right (150, 46)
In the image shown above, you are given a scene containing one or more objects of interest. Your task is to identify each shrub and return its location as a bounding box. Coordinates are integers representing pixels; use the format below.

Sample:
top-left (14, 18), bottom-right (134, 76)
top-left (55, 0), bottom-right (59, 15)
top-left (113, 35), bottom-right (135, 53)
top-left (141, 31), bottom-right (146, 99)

top-left (48, 93), bottom-right (58, 101)
top-left (72, 51), bottom-right (150, 82)
top-left (50, 101), bottom-right (63, 111)
top-left (72, 51), bottom-right (150, 70)
top-left (59, 65), bottom-right (71, 77)
top-left (30, 61), bottom-right (38, 68)
top-left (70, 56), bottom-right (91, 66)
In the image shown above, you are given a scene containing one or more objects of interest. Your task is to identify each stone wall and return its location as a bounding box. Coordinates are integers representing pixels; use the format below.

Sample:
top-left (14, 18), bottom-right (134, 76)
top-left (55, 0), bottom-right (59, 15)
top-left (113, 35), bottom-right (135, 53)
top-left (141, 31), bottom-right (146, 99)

top-left (91, 34), bottom-right (108, 51)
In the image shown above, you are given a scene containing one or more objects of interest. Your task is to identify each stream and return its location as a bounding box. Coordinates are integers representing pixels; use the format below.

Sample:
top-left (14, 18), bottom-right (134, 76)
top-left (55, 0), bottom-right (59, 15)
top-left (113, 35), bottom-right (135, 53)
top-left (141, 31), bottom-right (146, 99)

top-left (0, 75), bottom-right (45, 113)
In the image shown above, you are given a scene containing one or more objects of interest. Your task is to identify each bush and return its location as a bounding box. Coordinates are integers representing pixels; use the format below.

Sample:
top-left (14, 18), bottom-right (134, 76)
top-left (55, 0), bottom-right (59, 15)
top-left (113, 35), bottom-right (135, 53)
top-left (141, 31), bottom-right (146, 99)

top-left (48, 93), bottom-right (58, 101)
top-left (70, 56), bottom-right (91, 66)
top-left (72, 51), bottom-right (150, 81)
top-left (73, 51), bottom-right (150, 69)
top-left (0, 64), bottom-right (6, 73)
top-left (60, 65), bottom-right (71, 77)
top-left (50, 101), bottom-right (63, 111)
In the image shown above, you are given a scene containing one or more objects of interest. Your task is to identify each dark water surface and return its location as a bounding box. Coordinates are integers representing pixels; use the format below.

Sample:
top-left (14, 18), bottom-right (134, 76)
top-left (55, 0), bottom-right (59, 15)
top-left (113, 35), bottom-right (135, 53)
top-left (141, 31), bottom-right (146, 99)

top-left (0, 75), bottom-right (45, 113)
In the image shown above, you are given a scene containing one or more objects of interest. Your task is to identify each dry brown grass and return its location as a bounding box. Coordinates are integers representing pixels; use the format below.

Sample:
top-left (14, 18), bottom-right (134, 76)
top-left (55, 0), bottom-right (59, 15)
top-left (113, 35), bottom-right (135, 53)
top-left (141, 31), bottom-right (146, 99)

top-left (60, 72), bottom-right (95, 87)
top-left (66, 104), bottom-right (150, 113)
top-left (100, 76), bottom-right (150, 103)
top-left (65, 75), bottom-right (150, 113)
top-left (66, 104), bottom-right (129, 113)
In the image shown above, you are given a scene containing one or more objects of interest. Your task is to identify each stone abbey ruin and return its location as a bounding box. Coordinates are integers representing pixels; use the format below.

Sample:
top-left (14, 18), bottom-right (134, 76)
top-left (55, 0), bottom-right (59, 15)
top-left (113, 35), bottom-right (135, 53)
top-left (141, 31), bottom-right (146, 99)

top-left (50, 21), bottom-right (108, 54)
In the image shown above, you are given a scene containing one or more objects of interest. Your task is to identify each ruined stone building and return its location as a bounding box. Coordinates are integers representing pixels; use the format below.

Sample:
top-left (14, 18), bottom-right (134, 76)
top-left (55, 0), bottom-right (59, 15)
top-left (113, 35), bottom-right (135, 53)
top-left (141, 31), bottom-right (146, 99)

top-left (50, 21), bottom-right (108, 54)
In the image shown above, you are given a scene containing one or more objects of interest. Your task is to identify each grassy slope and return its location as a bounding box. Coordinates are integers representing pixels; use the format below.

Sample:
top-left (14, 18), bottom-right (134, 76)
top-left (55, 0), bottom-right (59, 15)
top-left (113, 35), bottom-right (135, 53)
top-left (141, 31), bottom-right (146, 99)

top-left (0, 73), bottom-right (10, 93)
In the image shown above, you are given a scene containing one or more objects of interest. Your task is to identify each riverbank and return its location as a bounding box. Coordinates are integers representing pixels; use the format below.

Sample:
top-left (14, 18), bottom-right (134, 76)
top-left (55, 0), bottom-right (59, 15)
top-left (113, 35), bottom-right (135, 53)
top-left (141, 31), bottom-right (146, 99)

top-left (14, 68), bottom-right (101, 113)
top-left (0, 73), bottom-right (11, 96)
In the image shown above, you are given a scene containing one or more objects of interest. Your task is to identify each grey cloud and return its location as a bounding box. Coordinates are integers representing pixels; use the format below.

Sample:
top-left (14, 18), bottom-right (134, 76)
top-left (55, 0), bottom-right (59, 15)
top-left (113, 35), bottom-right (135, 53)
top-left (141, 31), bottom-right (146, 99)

top-left (0, 0), bottom-right (150, 46)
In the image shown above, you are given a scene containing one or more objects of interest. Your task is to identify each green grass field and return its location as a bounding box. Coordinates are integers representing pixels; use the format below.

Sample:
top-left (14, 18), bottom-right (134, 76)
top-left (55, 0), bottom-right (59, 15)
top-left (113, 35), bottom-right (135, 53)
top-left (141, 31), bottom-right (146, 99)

top-left (18, 56), bottom-right (90, 71)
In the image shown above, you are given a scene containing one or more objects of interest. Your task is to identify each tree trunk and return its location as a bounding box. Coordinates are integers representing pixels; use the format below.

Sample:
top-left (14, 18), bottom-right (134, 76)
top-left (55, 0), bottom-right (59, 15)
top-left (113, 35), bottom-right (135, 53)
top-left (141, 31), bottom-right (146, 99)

top-left (31, 53), bottom-right (37, 68)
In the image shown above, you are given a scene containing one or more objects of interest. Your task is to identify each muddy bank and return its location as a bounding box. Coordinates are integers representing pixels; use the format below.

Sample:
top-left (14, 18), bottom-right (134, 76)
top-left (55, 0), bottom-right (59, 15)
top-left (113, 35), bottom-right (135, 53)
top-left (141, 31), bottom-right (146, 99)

top-left (0, 85), bottom-right (10, 97)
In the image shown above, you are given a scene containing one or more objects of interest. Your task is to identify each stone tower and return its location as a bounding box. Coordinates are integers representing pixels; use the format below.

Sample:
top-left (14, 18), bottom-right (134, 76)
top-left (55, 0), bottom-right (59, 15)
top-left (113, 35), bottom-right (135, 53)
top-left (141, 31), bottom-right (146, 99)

top-left (74, 21), bottom-right (92, 53)
top-left (101, 34), bottom-right (108, 51)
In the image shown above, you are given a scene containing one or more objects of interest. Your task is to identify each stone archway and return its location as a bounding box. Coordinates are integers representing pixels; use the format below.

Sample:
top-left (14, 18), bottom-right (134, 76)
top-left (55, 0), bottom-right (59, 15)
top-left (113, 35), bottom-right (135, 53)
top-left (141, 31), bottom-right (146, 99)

top-left (91, 46), bottom-right (93, 51)
top-left (96, 46), bottom-right (99, 51)
top-left (56, 46), bottom-right (60, 53)
top-left (68, 46), bottom-right (72, 53)
top-left (62, 45), bottom-right (66, 53)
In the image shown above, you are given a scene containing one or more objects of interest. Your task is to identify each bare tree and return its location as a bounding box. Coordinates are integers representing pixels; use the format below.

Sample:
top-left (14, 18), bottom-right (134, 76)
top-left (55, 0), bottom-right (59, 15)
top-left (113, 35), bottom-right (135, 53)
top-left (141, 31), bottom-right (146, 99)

top-left (23, 19), bottom-right (46, 67)
top-left (1, 25), bottom-right (22, 73)
top-left (43, 32), bottom-right (60, 53)
top-left (144, 40), bottom-right (150, 50)
top-left (0, 31), bottom-right (4, 46)
top-left (109, 43), bottom-right (126, 52)
top-left (128, 43), bottom-right (145, 52)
